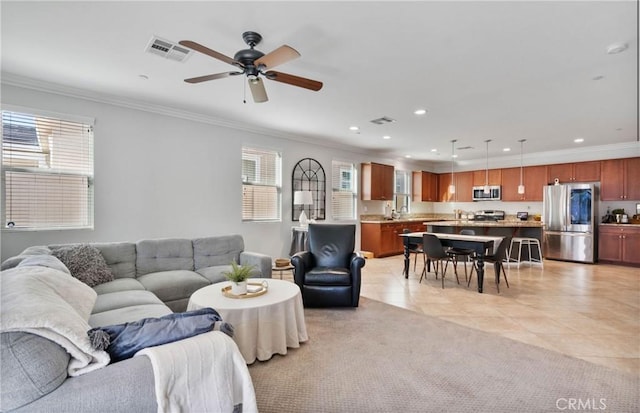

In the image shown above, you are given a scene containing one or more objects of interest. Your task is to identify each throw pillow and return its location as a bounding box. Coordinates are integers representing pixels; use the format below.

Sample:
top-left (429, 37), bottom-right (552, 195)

top-left (88, 308), bottom-right (234, 362)
top-left (51, 244), bottom-right (114, 287)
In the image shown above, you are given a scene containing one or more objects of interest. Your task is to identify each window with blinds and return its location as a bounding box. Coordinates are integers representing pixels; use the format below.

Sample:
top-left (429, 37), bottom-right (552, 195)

top-left (331, 160), bottom-right (357, 220)
top-left (242, 147), bottom-right (281, 221)
top-left (2, 109), bottom-right (94, 230)
top-left (394, 169), bottom-right (411, 213)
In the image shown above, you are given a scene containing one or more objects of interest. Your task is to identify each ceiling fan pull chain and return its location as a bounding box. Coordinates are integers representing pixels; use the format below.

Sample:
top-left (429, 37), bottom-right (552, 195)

top-left (243, 77), bottom-right (247, 104)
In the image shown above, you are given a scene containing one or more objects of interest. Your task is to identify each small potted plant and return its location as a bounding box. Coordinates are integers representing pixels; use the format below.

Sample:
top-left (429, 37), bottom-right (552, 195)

top-left (223, 261), bottom-right (255, 295)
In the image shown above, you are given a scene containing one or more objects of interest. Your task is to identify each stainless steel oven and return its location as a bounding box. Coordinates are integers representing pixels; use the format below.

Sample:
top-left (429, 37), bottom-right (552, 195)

top-left (472, 186), bottom-right (501, 201)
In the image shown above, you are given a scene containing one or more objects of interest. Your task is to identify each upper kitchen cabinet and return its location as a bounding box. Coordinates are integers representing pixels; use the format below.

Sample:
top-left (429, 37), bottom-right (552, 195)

top-left (600, 157), bottom-right (640, 201)
top-left (501, 165), bottom-right (546, 201)
top-left (437, 171), bottom-right (472, 202)
top-left (454, 171), bottom-right (473, 202)
top-left (472, 169), bottom-right (502, 186)
top-left (547, 161), bottom-right (600, 184)
top-left (437, 173), bottom-right (454, 202)
top-left (361, 162), bottom-right (394, 200)
top-left (412, 171), bottom-right (438, 202)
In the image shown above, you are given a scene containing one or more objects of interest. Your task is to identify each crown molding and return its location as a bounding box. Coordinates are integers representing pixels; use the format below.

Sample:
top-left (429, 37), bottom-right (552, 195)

top-left (0, 73), bottom-right (375, 157)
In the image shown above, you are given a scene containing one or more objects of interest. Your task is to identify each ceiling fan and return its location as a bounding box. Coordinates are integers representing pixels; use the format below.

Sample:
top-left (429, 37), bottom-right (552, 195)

top-left (179, 31), bottom-right (323, 103)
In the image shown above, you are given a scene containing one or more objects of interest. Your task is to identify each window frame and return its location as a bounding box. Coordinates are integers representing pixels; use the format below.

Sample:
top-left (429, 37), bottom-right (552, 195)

top-left (394, 169), bottom-right (411, 214)
top-left (241, 146), bottom-right (282, 222)
top-left (331, 160), bottom-right (357, 221)
top-left (2, 105), bottom-right (95, 231)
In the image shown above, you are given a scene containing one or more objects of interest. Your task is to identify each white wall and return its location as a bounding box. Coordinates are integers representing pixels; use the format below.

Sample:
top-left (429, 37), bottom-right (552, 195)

top-left (2, 84), bottom-right (420, 261)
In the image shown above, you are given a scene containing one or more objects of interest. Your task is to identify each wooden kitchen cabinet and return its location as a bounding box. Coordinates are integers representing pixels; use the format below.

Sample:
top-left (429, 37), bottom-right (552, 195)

top-left (361, 221), bottom-right (425, 257)
top-left (600, 157), bottom-right (640, 201)
top-left (547, 161), bottom-right (600, 184)
top-left (598, 225), bottom-right (640, 266)
top-left (454, 171), bottom-right (473, 202)
top-left (501, 165), bottom-right (546, 201)
top-left (472, 169), bottom-right (502, 186)
top-left (437, 174), bottom-right (454, 202)
top-left (361, 162), bottom-right (394, 201)
top-left (412, 171), bottom-right (438, 202)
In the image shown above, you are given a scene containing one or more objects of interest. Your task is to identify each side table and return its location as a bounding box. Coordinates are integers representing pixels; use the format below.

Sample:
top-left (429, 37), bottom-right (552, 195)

top-left (272, 264), bottom-right (294, 280)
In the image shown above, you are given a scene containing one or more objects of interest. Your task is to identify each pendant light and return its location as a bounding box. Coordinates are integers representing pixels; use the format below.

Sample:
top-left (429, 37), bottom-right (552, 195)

top-left (483, 139), bottom-right (492, 194)
top-left (449, 139), bottom-right (456, 194)
top-left (518, 139), bottom-right (526, 194)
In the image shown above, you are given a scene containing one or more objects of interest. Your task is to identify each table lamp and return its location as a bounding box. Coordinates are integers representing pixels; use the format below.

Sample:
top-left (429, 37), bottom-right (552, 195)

top-left (293, 191), bottom-right (313, 227)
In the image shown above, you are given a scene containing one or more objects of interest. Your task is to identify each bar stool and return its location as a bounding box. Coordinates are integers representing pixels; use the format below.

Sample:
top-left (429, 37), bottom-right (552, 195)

top-left (508, 237), bottom-right (543, 267)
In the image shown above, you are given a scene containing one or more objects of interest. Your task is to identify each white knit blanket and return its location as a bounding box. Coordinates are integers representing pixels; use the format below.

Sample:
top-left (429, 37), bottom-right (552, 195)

top-left (136, 331), bottom-right (258, 413)
top-left (0, 266), bottom-right (110, 376)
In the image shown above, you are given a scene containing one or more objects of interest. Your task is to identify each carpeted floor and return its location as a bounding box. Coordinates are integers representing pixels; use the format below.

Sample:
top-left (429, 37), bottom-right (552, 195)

top-left (248, 297), bottom-right (638, 413)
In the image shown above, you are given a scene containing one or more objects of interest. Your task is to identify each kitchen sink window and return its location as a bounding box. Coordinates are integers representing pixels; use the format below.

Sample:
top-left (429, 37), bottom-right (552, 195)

top-left (394, 169), bottom-right (411, 213)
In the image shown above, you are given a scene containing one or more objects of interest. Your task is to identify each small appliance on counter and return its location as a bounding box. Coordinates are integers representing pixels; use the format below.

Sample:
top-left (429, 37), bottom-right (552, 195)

top-left (516, 212), bottom-right (528, 221)
top-left (472, 210), bottom-right (505, 221)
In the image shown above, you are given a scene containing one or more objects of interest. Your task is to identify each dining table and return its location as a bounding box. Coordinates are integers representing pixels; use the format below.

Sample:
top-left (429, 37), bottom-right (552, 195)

top-left (400, 232), bottom-right (505, 293)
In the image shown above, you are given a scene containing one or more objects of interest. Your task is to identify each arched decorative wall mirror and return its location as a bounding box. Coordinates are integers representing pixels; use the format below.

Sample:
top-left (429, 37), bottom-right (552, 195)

top-left (291, 158), bottom-right (326, 221)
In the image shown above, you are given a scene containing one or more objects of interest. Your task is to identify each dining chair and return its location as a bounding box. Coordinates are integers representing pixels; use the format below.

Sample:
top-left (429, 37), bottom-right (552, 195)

top-left (446, 229), bottom-right (476, 283)
top-left (468, 236), bottom-right (510, 293)
top-left (421, 234), bottom-right (457, 288)
top-left (403, 228), bottom-right (426, 274)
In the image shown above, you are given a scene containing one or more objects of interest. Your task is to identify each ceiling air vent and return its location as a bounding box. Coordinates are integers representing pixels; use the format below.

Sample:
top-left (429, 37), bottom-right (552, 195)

top-left (145, 36), bottom-right (192, 62)
top-left (370, 116), bottom-right (396, 125)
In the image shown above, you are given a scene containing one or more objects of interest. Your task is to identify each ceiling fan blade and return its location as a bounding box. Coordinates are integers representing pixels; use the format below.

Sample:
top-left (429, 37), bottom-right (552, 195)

top-left (179, 40), bottom-right (242, 67)
top-left (264, 71), bottom-right (323, 91)
top-left (254, 45), bottom-right (300, 69)
top-left (184, 71), bottom-right (242, 84)
top-left (248, 77), bottom-right (268, 103)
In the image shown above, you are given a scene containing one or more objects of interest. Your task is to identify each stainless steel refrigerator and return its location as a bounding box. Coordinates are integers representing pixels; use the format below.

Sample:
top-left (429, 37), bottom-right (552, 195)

top-left (542, 183), bottom-right (597, 263)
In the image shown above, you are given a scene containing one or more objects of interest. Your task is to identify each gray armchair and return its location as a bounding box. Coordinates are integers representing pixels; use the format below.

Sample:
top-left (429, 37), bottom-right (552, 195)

top-left (291, 224), bottom-right (365, 307)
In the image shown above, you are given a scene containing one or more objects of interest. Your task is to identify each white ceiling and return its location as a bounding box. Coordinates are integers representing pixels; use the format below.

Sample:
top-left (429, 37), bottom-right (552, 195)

top-left (1, 1), bottom-right (638, 168)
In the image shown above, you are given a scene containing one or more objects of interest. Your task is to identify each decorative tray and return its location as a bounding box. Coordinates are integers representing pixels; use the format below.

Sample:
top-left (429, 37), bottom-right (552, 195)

top-left (221, 282), bottom-right (268, 299)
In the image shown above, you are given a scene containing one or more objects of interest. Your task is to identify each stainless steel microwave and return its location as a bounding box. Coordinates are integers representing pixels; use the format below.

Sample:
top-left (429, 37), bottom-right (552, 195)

top-left (472, 186), bottom-right (501, 201)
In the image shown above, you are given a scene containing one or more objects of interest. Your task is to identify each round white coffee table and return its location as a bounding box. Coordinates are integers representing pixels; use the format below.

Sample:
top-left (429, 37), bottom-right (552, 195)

top-left (187, 278), bottom-right (308, 364)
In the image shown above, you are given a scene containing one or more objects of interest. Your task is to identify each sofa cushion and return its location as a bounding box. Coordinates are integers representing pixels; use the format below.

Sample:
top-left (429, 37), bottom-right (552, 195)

top-left (89, 304), bottom-right (173, 328)
top-left (0, 332), bottom-right (70, 411)
top-left (196, 265), bottom-right (233, 284)
top-left (193, 235), bottom-right (244, 270)
top-left (136, 238), bottom-right (193, 275)
top-left (51, 244), bottom-right (114, 287)
top-left (92, 242), bottom-right (137, 279)
top-left (137, 270), bottom-right (209, 303)
top-left (92, 290), bottom-right (165, 314)
top-left (93, 278), bottom-right (146, 295)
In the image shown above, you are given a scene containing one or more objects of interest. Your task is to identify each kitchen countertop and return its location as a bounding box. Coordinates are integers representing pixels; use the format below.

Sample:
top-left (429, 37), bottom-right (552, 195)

top-left (426, 220), bottom-right (544, 228)
top-left (599, 223), bottom-right (640, 227)
top-left (360, 218), bottom-right (544, 227)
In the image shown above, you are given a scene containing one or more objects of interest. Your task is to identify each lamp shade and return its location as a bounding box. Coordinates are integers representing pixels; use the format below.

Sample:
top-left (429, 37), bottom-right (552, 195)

top-left (294, 190), bottom-right (313, 205)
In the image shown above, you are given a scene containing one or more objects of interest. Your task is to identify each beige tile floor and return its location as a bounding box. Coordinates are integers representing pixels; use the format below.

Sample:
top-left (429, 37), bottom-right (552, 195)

top-left (355, 255), bottom-right (639, 376)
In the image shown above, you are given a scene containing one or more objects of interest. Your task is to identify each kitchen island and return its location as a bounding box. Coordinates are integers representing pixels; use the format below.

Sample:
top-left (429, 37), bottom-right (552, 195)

top-left (426, 220), bottom-right (543, 240)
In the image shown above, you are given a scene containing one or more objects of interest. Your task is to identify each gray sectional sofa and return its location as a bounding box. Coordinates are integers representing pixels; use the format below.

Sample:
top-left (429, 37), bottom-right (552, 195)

top-left (0, 235), bottom-right (271, 412)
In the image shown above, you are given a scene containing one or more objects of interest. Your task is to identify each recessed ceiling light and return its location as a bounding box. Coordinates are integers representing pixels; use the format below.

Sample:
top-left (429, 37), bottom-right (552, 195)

top-left (414, 109), bottom-right (427, 115)
top-left (606, 43), bottom-right (628, 54)
top-left (383, 135), bottom-right (391, 140)
top-left (503, 147), bottom-right (511, 152)
top-left (349, 126), bottom-right (359, 131)
top-left (574, 138), bottom-right (584, 143)
top-left (452, 154), bottom-right (458, 158)
top-left (430, 148), bottom-right (437, 152)
top-left (405, 155), bottom-right (412, 158)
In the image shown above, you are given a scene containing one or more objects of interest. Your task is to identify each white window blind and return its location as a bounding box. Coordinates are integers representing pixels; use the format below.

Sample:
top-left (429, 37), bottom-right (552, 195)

top-left (331, 160), bottom-right (356, 220)
top-left (2, 109), bottom-right (94, 229)
top-left (242, 147), bottom-right (281, 221)
top-left (394, 169), bottom-right (411, 213)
